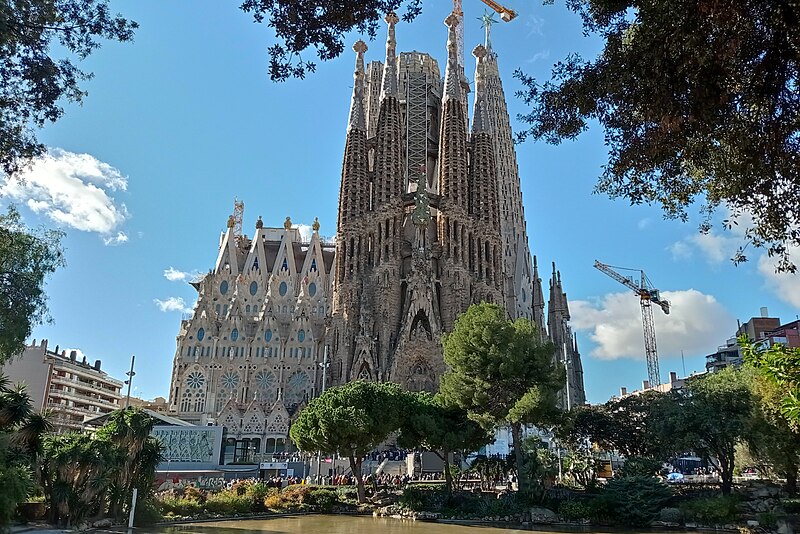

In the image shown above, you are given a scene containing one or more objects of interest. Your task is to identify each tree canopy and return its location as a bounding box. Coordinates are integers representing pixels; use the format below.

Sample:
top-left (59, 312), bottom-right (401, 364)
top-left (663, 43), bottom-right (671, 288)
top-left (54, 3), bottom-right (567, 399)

top-left (440, 303), bottom-right (563, 494)
top-left (290, 380), bottom-right (405, 502)
top-left (0, 0), bottom-right (137, 175)
top-left (515, 0), bottom-right (800, 270)
top-left (398, 391), bottom-right (492, 493)
top-left (742, 336), bottom-right (800, 426)
top-left (239, 0), bottom-right (421, 81)
top-left (0, 206), bottom-right (64, 363)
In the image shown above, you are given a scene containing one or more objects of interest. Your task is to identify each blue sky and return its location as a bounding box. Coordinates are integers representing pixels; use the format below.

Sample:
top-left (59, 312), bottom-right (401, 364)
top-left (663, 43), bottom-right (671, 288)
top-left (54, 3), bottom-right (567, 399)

top-left (3, 1), bottom-right (798, 405)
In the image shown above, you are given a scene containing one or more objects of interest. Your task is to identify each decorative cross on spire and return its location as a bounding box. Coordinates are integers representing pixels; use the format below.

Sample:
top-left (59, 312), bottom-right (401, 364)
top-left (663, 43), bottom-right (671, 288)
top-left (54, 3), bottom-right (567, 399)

top-left (479, 10), bottom-right (498, 49)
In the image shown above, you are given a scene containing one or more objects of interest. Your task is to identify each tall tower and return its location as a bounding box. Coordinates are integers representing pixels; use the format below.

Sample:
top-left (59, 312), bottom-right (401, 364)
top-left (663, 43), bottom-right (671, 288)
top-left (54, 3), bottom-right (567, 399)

top-left (329, 9), bottom-right (505, 392)
top-left (547, 262), bottom-right (586, 409)
top-left (480, 15), bottom-right (534, 320)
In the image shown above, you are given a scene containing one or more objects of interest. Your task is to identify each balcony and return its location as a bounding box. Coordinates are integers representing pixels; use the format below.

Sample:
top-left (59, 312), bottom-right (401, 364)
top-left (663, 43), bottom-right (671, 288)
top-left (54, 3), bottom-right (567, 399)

top-left (50, 375), bottom-right (121, 402)
top-left (48, 386), bottom-right (119, 410)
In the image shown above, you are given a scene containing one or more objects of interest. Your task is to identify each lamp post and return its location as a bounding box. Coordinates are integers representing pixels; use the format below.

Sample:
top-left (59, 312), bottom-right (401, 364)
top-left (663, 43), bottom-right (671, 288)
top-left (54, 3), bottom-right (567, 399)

top-left (315, 346), bottom-right (330, 483)
top-left (561, 320), bottom-right (571, 411)
top-left (124, 354), bottom-right (136, 409)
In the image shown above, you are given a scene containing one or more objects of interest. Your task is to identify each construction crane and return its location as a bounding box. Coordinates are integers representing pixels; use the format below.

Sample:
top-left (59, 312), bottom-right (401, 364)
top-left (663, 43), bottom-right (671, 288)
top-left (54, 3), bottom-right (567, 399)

top-left (594, 260), bottom-right (670, 387)
top-left (478, 0), bottom-right (517, 21)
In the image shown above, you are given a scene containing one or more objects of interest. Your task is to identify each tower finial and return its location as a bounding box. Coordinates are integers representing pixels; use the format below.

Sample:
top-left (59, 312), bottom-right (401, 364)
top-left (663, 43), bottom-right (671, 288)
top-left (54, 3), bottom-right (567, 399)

top-left (312, 217), bottom-right (320, 232)
top-left (380, 12), bottom-right (399, 100)
top-left (480, 10), bottom-right (498, 50)
top-left (284, 216), bottom-right (292, 230)
top-left (348, 40), bottom-right (368, 132)
top-left (472, 44), bottom-right (490, 133)
top-left (443, 12), bottom-right (461, 101)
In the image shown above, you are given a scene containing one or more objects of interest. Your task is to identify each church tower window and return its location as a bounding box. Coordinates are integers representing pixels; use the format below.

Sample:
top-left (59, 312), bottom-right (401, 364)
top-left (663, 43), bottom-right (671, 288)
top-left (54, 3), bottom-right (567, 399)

top-left (197, 328), bottom-right (205, 341)
top-left (265, 329), bottom-right (272, 342)
top-left (231, 328), bottom-right (239, 341)
top-left (220, 280), bottom-right (229, 294)
top-left (279, 282), bottom-right (288, 296)
top-left (250, 281), bottom-right (258, 295)
top-left (297, 329), bottom-right (305, 342)
top-left (308, 282), bottom-right (317, 297)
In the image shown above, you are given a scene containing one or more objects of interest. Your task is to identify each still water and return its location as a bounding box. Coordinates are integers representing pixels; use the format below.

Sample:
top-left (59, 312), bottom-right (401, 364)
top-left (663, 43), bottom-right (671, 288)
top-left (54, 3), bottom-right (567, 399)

top-left (156, 515), bottom-right (657, 534)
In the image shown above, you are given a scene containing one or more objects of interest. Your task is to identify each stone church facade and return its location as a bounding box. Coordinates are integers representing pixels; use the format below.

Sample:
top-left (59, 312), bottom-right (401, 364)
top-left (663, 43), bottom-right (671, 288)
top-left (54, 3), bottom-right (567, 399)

top-left (166, 8), bottom-right (585, 446)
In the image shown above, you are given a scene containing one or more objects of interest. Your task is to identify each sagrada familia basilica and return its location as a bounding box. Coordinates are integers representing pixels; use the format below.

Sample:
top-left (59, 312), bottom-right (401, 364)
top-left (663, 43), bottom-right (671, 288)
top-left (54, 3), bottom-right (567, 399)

top-left (167, 7), bottom-right (586, 444)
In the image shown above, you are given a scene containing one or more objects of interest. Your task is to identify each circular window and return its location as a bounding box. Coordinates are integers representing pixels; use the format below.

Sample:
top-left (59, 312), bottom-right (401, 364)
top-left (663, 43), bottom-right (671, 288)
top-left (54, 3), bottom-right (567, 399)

top-left (197, 328), bottom-right (205, 341)
top-left (265, 329), bottom-right (272, 342)
top-left (220, 280), bottom-right (229, 295)
top-left (308, 282), bottom-right (317, 297)
top-left (186, 372), bottom-right (205, 389)
top-left (249, 281), bottom-right (258, 295)
top-left (221, 371), bottom-right (240, 389)
top-left (279, 281), bottom-right (288, 296)
top-left (255, 370), bottom-right (276, 390)
top-left (297, 329), bottom-right (305, 342)
top-left (231, 328), bottom-right (239, 341)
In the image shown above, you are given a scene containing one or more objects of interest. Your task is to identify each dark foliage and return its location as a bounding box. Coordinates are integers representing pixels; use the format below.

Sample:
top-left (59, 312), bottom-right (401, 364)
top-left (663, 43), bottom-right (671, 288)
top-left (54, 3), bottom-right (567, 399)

top-left (239, 0), bottom-right (422, 81)
top-left (516, 0), bottom-right (800, 270)
top-left (0, 0), bottom-right (137, 175)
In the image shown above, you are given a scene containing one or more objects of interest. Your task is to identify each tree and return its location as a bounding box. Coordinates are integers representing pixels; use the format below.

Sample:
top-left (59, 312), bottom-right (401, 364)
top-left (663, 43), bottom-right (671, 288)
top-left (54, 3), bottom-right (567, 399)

top-left (742, 336), bottom-right (800, 427)
top-left (239, 0), bottom-right (421, 81)
top-left (439, 303), bottom-right (564, 495)
top-left (39, 407), bottom-right (162, 526)
top-left (290, 380), bottom-right (405, 503)
top-left (745, 368), bottom-right (800, 495)
top-left (562, 390), bottom-right (669, 459)
top-left (1, 0), bottom-right (137, 176)
top-left (397, 391), bottom-right (492, 493)
top-left (515, 0), bottom-right (800, 270)
top-left (0, 206), bottom-right (64, 363)
top-left (654, 367), bottom-right (754, 495)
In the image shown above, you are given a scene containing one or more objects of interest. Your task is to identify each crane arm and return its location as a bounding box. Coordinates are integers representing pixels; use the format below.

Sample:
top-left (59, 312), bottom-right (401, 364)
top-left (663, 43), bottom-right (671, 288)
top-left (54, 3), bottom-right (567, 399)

top-left (593, 260), bottom-right (641, 295)
top-left (478, 0), bottom-right (517, 21)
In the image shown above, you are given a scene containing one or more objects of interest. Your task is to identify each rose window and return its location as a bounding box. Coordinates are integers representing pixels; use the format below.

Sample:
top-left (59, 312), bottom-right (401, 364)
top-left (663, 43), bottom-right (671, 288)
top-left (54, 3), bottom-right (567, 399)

top-left (285, 371), bottom-right (310, 405)
top-left (255, 370), bottom-right (276, 390)
top-left (221, 372), bottom-right (240, 389)
top-left (186, 372), bottom-right (205, 389)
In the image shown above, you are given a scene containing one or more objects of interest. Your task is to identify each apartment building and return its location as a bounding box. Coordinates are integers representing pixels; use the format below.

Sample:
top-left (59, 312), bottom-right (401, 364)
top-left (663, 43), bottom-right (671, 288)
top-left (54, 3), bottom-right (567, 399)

top-left (2, 340), bottom-right (123, 433)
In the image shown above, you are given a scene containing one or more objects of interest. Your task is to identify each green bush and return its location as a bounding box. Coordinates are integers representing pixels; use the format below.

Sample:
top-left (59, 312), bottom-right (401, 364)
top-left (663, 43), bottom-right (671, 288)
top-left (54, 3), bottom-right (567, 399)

top-left (680, 495), bottom-right (739, 525)
top-left (757, 511), bottom-right (779, 529)
top-left (658, 507), bottom-right (683, 523)
top-left (309, 488), bottom-right (337, 511)
top-left (399, 486), bottom-right (425, 511)
top-left (559, 499), bottom-right (591, 521)
top-left (335, 485), bottom-right (359, 504)
top-left (599, 476), bottom-right (674, 526)
top-left (204, 491), bottom-right (252, 515)
top-left (133, 497), bottom-right (164, 525)
top-left (0, 462), bottom-right (32, 528)
top-left (160, 496), bottom-right (202, 517)
top-left (782, 498), bottom-right (800, 513)
top-left (616, 457), bottom-right (663, 478)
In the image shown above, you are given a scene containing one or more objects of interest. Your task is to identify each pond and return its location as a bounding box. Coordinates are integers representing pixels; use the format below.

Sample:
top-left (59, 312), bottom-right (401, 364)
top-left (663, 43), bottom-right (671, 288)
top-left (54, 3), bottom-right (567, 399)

top-left (156, 515), bottom-right (661, 534)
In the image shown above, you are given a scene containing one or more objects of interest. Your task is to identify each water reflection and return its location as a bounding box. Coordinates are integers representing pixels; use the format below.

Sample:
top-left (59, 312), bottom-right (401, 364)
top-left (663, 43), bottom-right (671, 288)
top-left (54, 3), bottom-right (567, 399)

top-left (155, 515), bottom-right (679, 534)
top-left (158, 515), bottom-right (534, 534)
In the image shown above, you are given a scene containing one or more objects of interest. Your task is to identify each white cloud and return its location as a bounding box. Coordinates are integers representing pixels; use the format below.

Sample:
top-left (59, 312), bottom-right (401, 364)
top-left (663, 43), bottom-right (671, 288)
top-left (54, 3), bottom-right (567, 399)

top-left (295, 224), bottom-right (313, 242)
top-left (526, 50), bottom-right (550, 63)
top-left (163, 267), bottom-right (202, 282)
top-left (154, 297), bottom-right (194, 313)
top-left (669, 232), bottom-right (740, 264)
top-left (0, 148), bottom-right (129, 243)
top-left (570, 289), bottom-right (734, 360)
top-left (525, 14), bottom-right (545, 38)
top-left (758, 247), bottom-right (800, 307)
top-left (102, 232), bottom-right (128, 246)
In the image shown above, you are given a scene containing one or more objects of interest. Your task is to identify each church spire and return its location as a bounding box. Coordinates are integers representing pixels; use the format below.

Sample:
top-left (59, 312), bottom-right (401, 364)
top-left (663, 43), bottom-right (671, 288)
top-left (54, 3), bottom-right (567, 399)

top-left (532, 256), bottom-right (547, 337)
top-left (443, 12), bottom-right (462, 102)
top-left (380, 12), bottom-right (399, 101)
top-left (347, 40), bottom-right (368, 132)
top-left (471, 44), bottom-right (490, 134)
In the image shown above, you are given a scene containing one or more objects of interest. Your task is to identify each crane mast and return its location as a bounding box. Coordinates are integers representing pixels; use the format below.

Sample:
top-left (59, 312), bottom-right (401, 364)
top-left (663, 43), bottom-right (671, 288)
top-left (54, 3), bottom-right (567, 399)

top-left (594, 260), bottom-right (670, 387)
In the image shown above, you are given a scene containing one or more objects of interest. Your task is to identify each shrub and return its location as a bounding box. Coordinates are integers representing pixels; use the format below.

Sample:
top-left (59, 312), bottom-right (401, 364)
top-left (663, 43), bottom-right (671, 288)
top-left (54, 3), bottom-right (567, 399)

top-left (600, 476), bottom-right (674, 526)
top-left (182, 485), bottom-right (207, 504)
top-left (399, 486), bottom-right (425, 511)
top-left (559, 499), bottom-right (591, 521)
top-left (134, 497), bottom-right (163, 525)
top-left (264, 488), bottom-right (283, 510)
top-left (309, 488), bottom-right (337, 511)
top-left (335, 486), bottom-right (359, 504)
top-left (782, 498), bottom-right (800, 513)
top-left (757, 511), bottom-right (779, 529)
top-left (680, 495), bottom-right (739, 525)
top-left (616, 457), bottom-right (663, 478)
top-left (658, 507), bottom-right (683, 523)
top-left (204, 491), bottom-right (252, 515)
top-left (160, 496), bottom-right (202, 517)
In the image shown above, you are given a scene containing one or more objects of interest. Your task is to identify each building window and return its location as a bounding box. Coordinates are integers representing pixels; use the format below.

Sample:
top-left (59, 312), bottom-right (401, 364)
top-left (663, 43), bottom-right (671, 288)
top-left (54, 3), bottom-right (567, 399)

top-left (297, 329), bottom-right (305, 342)
top-left (279, 281), bottom-right (288, 296)
top-left (308, 282), bottom-right (317, 297)
top-left (265, 329), bottom-right (272, 342)
top-left (197, 328), bottom-right (205, 341)
top-left (250, 281), bottom-right (258, 295)
top-left (220, 280), bottom-right (229, 295)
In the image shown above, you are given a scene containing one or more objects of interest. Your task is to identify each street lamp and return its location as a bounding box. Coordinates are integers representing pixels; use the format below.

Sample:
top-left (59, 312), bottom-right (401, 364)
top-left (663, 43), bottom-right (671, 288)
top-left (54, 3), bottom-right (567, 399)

top-left (124, 354), bottom-right (136, 409)
top-left (315, 346), bottom-right (330, 483)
